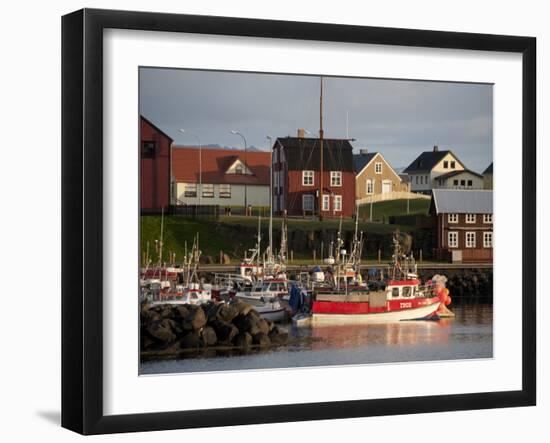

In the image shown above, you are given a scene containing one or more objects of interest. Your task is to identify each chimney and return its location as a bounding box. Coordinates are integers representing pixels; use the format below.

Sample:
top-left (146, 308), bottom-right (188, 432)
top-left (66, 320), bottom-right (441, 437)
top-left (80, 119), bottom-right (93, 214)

top-left (359, 148), bottom-right (369, 155)
top-left (433, 144), bottom-right (439, 152)
top-left (297, 128), bottom-right (306, 138)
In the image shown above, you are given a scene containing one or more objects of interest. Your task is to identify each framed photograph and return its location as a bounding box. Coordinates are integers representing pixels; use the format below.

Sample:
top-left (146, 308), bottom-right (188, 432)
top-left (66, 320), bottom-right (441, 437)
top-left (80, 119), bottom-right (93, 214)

top-left (62, 8), bottom-right (536, 435)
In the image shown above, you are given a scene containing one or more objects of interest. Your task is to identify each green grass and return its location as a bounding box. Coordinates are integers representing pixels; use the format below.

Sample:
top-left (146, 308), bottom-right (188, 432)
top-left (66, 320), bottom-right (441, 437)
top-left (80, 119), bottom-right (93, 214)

top-left (357, 198), bottom-right (430, 221)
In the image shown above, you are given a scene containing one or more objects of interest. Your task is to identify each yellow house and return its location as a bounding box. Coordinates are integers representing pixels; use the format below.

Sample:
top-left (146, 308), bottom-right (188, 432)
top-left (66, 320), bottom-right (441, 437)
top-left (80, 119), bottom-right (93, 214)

top-left (354, 150), bottom-right (408, 203)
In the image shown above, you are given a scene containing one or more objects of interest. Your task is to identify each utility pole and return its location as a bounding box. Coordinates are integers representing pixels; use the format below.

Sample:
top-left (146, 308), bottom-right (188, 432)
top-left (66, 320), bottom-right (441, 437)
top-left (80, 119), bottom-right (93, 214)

top-left (319, 77), bottom-right (324, 222)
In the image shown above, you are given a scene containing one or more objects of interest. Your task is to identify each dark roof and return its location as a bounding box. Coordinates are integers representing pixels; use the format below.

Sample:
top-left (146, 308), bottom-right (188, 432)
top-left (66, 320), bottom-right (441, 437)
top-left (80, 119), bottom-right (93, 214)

top-left (403, 150), bottom-right (462, 174)
top-left (483, 163), bottom-right (493, 175)
top-left (353, 153), bottom-right (377, 173)
top-left (140, 115), bottom-right (174, 142)
top-left (435, 169), bottom-right (483, 181)
top-left (276, 137), bottom-right (355, 172)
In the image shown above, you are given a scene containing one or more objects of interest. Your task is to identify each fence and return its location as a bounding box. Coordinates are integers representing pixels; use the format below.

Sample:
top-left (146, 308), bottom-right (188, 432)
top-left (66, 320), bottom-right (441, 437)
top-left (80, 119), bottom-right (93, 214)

top-left (170, 204), bottom-right (220, 220)
top-left (356, 191), bottom-right (430, 205)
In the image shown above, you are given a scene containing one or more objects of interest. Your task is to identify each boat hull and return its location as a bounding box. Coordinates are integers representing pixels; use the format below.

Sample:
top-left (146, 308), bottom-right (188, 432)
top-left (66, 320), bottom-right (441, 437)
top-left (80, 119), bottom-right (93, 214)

top-left (312, 299), bottom-right (440, 324)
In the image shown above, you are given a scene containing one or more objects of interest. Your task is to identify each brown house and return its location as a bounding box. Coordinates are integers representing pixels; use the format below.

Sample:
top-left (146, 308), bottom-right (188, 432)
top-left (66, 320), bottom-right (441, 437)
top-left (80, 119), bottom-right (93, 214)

top-left (430, 189), bottom-right (493, 263)
top-left (140, 116), bottom-right (173, 213)
top-left (354, 150), bottom-right (408, 202)
top-left (273, 132), bottom-right (356, 218)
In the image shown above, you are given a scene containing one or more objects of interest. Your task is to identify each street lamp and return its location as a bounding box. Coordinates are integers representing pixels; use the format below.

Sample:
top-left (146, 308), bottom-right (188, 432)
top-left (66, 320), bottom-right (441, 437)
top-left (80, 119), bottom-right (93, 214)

top-left (267, 135), bottom-right (274, 259)
top-left (230, 130), bottom-right (248, 212)
top-left (179, 129), bottom-right (202, 205)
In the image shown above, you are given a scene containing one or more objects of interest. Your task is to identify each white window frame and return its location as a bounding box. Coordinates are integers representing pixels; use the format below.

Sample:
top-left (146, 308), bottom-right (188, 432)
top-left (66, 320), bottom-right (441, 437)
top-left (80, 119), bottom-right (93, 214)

top-left (483, 231), bottom-right (493, 248)
top-left (466, 231), bottom-right (476, 248)
top-left (302, 194), bottom-right (314, 211)
top-left (202, 183), bottom-right (214, 198)
top-left (219, 184), bottom-right (231, 198)
top-left (333, 195), bottom-right (342, 212)
top-left (302, 170), bottom-right (314, 186)
top-left (448, 231), bottom-right (458, 248)
top-left (375, 162), bottom-right (383, 174)
top-left (184, 182), bottom-right (197, 198)
top-left (366, 179), bottom-right (373, 194)
top-left (448, 213), bottom-right (459, 223)
top-left (483, 214), bottom-right (493, 224)
top-left (465, 214), bottom-right (476, 224)
top-left (330, 171), bottom-right (342, 187)
top-left (322, 194), bottom-right (330, 211)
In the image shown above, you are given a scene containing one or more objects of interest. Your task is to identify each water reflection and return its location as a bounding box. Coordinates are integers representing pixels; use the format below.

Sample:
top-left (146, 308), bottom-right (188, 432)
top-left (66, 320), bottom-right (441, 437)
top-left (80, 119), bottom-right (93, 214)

top-left (140, 304), bottom-right (493, 375)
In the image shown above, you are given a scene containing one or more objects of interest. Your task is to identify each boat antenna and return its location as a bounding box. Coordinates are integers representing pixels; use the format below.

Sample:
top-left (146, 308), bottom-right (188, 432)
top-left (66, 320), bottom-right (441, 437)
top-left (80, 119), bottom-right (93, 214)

top-left (318, 76), bottom-right (324, 222)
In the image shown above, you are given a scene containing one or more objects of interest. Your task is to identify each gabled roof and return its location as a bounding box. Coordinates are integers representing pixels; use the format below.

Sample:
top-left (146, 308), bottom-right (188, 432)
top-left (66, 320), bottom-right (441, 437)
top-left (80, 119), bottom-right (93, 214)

top-left (435, 169), bottom-right (483, 181)
top-left (483, 163), bottom-right (493, 175)
top-left (276, 137), bottom-right (354, 172)
top-left (172, 147), bottom-right (270, 185)
top-left (353, 152), bottom-right (377, 173)
top-left (140, 115), bottom-right (174, 142)
top-left (431, 189), bottom-right (493, 214)
top-left (403, 149), bottom-right (463, 174)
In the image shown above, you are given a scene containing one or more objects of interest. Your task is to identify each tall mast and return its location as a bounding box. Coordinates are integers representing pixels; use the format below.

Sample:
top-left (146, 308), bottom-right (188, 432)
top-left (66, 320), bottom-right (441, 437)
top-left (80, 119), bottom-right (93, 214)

top-left (319, 77), bottom-right (324, 222)
top-left (158, 207), bottom-right (164, 266)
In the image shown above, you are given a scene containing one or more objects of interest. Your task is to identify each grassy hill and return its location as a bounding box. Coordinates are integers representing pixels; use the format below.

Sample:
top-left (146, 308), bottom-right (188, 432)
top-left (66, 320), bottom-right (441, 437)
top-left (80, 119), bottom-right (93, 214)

top-left (140, 199), bottom-right (433, 264)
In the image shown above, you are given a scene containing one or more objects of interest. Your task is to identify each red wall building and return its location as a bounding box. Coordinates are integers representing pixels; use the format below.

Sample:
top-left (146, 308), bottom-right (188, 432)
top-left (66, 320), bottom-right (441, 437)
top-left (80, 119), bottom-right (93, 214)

top-left (273, 135), bottom-right (356, 218)
top-left (140, 116), bottom-right (173, 213)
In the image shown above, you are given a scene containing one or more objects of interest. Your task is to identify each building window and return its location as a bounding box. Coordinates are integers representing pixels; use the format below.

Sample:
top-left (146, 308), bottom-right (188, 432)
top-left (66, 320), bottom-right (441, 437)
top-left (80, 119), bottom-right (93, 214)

top-left (322, 194), bottom-right (330, 211)
top-left (420, 176), bottom-right (423, 185)
top-left (466, 231), bottom-right (476, 248)
top-left (415, 176), bottom-right (419, 184)
top-left (451, 161), bottom-right (456, 168)
top-left (375, 162), bottom-right (383, 174)
top-left (460, 180), bottom-right (466, 186)
top-left (302, 170), bottom-right (314, 186)
top-left (330, 171), bottom-right (342, 186)
top-left (202, 184), bottom-right (214, 198)
top-left (141, 141), bottom-right (156, 158)
top-left (453, 179), bottom-right (459, 187)
top-left (483, 232), bottom-right (493, 248)
top-left (366, 179), bottom-right (373, 194)
top-left (444, 161), bottom-right (449, 169)
top-left (467, 180), bottom-right (473, 187)
top-left (302, 194), bottom-right (314, 211)
top-left (465, 214), bottom-right (476, 224)
top-left (448, 231), bottom-right (458, 248)
top-left (448, 213), bottom-right (458, 223)
top-left (483, 214), bottom-right (493, 224)
top-left (219, 184), bottom-right (231, 198)
top-left (184, 183), bottom-right (197, 198)
top-left (425, 175), bottom-right (429, 185)
top-left (333, 195), bottom-right (342, 212)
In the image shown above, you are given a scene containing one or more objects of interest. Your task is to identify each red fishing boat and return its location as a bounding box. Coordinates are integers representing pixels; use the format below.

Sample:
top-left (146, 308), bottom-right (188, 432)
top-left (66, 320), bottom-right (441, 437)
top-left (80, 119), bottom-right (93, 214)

top-left (310, 232), bottom-right (451, 324)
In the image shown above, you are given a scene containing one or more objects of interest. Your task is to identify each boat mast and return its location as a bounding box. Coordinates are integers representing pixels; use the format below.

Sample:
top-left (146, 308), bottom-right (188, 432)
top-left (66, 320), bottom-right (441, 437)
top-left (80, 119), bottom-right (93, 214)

top-left (318, 76), bottom-right (324, 222)
top-left (158, 207), bottom-right (164, 267)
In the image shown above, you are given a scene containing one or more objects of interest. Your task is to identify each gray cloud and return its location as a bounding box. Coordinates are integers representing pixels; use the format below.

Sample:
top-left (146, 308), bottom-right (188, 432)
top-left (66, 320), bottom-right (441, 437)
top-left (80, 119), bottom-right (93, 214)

top-left (139, 68), bottom-right (492, 172)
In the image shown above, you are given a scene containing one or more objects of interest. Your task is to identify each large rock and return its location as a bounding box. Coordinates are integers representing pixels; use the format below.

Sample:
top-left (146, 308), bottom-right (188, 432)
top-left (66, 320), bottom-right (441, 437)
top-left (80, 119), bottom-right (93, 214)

top-left (212, 320), bottom-right (239, 344)
top-left (183, 306), bottom-right (207, 330)
top-left (230, 300), bottom-right (254, 316)
top-left (180, 330), bottom-right (201, 348)
top-left (175, 305), bottom-right (190, 319)
top-left (252, 332), bottom-right (271, 349)
top-left (233, 332), bottom-right (253, 349)
top-left (216, 304), bottom-right (239, 323)
top-left (200, 326), bottom-right (217, 346)
top-left (147, 319), bottom-right (176, 343)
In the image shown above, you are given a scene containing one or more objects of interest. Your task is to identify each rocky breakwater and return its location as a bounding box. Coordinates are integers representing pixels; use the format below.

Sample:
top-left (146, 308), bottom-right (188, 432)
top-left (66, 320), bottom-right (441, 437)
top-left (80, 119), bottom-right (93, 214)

top-left (140, 300), bottom-right (289, 360)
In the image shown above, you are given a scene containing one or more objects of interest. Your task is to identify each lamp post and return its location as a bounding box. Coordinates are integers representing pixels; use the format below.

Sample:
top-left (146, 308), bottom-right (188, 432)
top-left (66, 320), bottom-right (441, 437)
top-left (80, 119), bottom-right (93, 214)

top-left (230, 130), bottom-right (248, 212)
top-left (267, 135), bottom-right (273, 259)
top-left (179, 129), bottom-right (202, 206)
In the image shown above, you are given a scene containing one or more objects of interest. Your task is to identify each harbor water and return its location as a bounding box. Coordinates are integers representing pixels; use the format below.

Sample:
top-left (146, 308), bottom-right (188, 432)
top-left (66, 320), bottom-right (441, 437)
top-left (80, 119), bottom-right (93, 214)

top-left (140, 303), bottom-right (492, 375)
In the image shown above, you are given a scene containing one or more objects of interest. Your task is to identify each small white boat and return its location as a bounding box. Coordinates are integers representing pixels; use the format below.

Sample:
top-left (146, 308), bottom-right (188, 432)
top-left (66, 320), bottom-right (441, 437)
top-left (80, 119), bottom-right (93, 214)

top-left (235, 278), bottom-right (290, 306)
top-left (254, 299), bottom-right (287, 322)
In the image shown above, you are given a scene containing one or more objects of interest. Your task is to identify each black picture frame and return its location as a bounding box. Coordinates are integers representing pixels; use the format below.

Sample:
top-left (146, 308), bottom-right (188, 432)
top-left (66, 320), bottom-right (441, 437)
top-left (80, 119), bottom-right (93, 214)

top-left (61, 8), bottom-right (536, 435)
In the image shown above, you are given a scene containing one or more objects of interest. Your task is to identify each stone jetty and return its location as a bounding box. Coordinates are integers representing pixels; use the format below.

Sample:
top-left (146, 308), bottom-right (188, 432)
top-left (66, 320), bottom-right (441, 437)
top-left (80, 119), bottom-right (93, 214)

top-left (140, 300), bottom-right (289, 360)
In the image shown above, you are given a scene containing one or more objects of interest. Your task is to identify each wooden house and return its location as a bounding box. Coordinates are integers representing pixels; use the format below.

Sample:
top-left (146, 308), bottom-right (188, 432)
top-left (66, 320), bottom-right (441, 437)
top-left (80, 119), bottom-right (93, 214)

top-left (354, 149), bottom-right (408, 203)
top-left (140, 116), bottom-right (172, 214)
top-left (273, 132), bottom-right (355, 218)
top-left (430, 189), bottom-right (493, 263)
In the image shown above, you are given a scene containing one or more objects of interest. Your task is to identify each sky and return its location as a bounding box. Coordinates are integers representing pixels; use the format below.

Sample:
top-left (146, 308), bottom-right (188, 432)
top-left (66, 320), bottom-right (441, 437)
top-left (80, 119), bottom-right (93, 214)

top-left (139, 68), bottom-right (493, 172)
